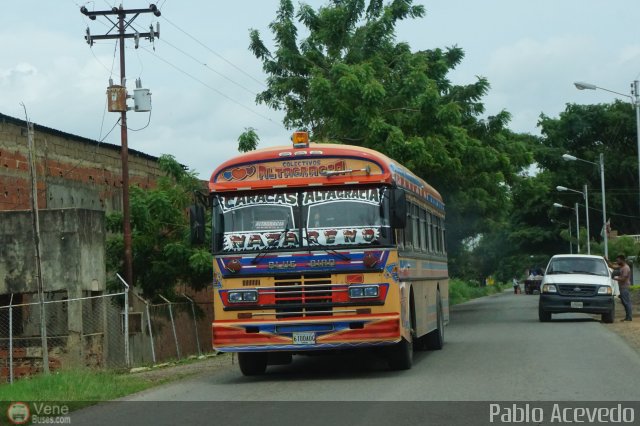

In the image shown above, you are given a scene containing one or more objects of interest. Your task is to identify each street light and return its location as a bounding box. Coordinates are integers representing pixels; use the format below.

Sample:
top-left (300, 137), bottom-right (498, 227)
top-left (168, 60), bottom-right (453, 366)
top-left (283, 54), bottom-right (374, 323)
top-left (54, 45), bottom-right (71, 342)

top-left (553, 202), bottom-right (580, 253)
top-left (551, 218), bottom-right (573, 253)
top-left (574, 80), bottom-right (640, 217)
top-left (562, 152), bottom-right (608, 258)
top-left (556, 185), bottom-right (590, 254)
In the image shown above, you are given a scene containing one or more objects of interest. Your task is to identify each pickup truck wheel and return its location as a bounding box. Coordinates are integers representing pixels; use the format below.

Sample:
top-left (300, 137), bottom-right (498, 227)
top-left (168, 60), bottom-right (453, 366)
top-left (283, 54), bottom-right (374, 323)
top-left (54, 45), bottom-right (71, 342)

top-left (602, 305), bottom-right (615, 324)
top-left (238, 352), bottom-right (268, 376)
top-left (538, 305), bottom-right (551, 322)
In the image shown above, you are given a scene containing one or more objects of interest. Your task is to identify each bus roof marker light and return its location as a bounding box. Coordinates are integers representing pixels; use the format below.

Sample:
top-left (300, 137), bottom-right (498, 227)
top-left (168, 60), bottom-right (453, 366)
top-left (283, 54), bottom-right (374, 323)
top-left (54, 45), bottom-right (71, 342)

top-left (292, 131), bottom-right (309, 148)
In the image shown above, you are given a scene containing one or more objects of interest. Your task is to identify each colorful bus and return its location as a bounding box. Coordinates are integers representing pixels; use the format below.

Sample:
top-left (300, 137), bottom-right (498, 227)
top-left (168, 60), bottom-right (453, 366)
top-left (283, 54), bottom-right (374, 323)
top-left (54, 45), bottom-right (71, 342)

top-left (206, 132), bottom-right (448, 375)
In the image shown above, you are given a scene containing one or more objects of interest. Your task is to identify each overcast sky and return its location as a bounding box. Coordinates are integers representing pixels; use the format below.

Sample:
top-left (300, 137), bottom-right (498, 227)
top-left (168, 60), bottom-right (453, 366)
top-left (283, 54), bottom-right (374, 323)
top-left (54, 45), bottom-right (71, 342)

top-left (2, 1), bottom-right (640, 179)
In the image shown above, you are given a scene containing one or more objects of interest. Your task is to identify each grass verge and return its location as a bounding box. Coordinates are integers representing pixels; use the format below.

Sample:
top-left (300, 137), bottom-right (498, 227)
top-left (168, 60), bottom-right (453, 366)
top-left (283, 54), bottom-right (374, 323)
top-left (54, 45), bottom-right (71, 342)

top-left (0, 368), bottom-right (163, 410)
top-left (449, 278), bottom-right (507, 305)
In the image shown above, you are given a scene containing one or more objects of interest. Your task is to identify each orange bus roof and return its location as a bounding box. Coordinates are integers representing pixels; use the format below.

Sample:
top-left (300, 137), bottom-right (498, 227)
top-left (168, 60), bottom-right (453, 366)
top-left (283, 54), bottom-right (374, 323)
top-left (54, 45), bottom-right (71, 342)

top-left (210, 143), bottom-right (444, 209)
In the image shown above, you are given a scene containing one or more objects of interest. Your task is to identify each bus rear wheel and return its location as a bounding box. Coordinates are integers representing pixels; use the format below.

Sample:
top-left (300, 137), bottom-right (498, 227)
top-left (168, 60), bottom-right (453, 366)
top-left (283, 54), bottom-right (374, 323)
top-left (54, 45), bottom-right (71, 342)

top-left (425, 293), bottom-right (444, 350)
top-left (238, 352), bottom-right (268, 376)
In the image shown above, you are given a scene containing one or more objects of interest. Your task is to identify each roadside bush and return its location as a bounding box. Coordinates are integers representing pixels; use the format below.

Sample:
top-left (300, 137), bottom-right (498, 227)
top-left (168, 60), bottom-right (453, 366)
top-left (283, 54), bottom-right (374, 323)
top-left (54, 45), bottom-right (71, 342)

top-left (449, 278), bottom-right (506, 305)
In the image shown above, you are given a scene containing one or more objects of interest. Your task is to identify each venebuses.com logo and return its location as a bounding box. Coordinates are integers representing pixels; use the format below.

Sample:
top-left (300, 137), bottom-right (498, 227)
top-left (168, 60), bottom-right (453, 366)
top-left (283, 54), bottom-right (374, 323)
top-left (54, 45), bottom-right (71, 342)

top-left (6, 401), bottom-right (71, 424)
top-left (6, 402), bottom-right (30, 425)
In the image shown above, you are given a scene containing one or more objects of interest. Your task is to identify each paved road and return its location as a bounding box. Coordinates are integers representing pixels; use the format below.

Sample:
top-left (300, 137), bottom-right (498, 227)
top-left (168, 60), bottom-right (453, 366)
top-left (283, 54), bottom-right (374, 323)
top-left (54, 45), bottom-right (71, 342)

top-left (71, 291), bottom-right (640, 425)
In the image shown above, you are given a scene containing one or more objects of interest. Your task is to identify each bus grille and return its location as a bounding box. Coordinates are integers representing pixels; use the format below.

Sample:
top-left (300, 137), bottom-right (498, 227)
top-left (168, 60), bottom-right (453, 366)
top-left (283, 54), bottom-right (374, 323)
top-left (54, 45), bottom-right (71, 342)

top-left (274, 274), bottom-right (333, 318)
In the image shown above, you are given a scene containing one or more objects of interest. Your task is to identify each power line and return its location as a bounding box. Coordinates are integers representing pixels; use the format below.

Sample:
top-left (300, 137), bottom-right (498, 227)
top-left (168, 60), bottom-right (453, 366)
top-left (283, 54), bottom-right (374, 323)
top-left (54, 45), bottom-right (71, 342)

top-left (59, 118), bottom-right (122, 180)
top-left (161, 15), bottom-right (266, 89)
top-left (126, 21), bottom-right (272, 123)
top-left (127, 19), bottom-right (260, 97)
top-left (138, 45), bottom-right (281, 127)
top-left (154, 37), bottom-right (258, 97)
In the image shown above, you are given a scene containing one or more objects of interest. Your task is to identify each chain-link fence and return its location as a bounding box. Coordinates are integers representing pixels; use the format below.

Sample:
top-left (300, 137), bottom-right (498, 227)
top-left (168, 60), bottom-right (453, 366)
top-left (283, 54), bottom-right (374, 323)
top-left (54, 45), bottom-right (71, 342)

top-left (0, 289), bottom-right (129, 384)
top-left (128, 294), bottom-right (207, 366)
top-left (1, 278), bottom-right (213, 383)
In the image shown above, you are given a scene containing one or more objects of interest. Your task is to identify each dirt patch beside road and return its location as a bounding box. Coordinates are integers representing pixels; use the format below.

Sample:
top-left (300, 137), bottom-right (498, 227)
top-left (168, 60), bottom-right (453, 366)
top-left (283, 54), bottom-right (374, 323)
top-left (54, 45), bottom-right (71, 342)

top-left (604, 292), bottom-right (640, 354)
top-left (128, 352), bottom-right (234, 384)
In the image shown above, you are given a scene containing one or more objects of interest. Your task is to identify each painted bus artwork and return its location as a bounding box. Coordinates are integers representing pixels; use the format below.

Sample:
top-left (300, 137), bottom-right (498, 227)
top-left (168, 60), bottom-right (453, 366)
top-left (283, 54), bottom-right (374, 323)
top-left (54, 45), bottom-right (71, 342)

top-left (197, 132), bottom-right (449, 375)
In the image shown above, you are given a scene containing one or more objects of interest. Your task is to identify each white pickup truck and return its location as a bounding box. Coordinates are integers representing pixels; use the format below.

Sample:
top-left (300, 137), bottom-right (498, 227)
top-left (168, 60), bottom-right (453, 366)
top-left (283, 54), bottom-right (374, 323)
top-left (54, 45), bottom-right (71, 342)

top-left (538, 254), bottom-right (616, 323)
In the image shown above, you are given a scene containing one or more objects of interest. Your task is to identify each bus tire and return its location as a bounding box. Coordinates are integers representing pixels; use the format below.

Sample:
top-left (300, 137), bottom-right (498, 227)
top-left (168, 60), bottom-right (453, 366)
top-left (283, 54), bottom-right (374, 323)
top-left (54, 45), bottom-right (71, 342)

top-left (238, 352), bottom-right (268, 376)
top-left (425, 292), bottom-right (444, 350)
top-left (387, 337), bottom-right (413, 370)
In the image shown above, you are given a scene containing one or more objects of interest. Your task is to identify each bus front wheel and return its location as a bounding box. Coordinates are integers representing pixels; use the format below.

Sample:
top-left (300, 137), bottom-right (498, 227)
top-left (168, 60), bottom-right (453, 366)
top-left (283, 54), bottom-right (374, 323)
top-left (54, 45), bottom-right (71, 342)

top-left (238, 352), bottom-right (268, 376)
top-left (387, 337), bottom-right (413, 370)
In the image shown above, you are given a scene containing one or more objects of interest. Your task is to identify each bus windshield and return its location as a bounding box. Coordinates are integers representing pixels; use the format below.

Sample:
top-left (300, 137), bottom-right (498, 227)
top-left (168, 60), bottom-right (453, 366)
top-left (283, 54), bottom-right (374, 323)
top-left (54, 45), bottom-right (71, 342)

top-left (215, 187), bottom-right (392, 252)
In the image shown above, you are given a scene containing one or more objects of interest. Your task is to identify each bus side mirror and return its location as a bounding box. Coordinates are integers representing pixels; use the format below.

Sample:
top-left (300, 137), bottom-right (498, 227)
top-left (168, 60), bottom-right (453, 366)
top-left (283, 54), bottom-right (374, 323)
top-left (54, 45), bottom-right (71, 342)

top-left (190, 204), bottom-right (205, 245)
top-left (389, 188), bottom-right (406, 229)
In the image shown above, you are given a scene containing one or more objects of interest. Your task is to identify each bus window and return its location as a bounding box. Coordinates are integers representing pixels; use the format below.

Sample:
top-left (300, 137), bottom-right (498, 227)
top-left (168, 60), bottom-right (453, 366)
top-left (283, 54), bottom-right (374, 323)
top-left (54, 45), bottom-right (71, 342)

top-left (303, 187), bottom-right (391, 246)
top-left (217, 192), bottom-right (298, 252)
top-left (412, 204), bottom-right (419, 251)
top-left (419, 207), bottom-right (427, 252)
top-left (404, 203), bottom-right (413, 250)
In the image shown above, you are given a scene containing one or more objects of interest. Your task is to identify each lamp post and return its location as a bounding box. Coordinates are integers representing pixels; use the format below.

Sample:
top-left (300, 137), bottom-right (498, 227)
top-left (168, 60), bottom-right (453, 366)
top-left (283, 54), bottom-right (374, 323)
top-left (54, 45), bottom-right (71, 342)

top-left (562, 152), bottom-right (608, 258)
top-left (553, 202), bottom-right (580, 253)
top-left (557, 185), bottom-right (590, 254)
top-left (551, 219), bottom-right (573, 253)
top-left (574, 80), bottom-right (640, 217)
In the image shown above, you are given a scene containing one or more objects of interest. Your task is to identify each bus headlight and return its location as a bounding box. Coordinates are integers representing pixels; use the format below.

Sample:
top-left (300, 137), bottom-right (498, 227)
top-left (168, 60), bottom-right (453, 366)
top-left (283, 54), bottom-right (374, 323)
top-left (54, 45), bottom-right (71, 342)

top-left (541, 284), bottom-right (557, 294)
top-left (228, 290), bottom-right (258, 303)
top-left (349, 285), bottom-right (379, 299)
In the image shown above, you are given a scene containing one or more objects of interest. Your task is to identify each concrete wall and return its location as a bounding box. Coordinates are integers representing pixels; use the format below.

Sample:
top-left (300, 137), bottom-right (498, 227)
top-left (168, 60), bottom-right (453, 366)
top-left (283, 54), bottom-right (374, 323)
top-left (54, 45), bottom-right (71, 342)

top-left (0, 111), bottom-right (171, 296)
top-left (0, 209), bottom-right (105, 295)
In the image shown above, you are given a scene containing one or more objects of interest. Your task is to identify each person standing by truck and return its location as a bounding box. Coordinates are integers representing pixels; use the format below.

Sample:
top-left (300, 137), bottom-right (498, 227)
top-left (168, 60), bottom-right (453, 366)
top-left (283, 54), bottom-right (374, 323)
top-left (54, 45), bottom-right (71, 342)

top-left (613, 255), bottom-right (632, 321)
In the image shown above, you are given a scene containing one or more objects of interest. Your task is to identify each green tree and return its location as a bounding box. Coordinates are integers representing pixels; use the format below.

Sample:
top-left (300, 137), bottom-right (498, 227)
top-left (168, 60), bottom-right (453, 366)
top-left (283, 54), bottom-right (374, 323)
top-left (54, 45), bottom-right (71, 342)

top-left (238, 127), bottom-right (260, 152)
top-left (248, 0), bottom-right (533, 276)
top-left (537, 101), bottom-right (640, 236)
top-left (487, 100), bottom-right (640, 276)
top-left (106, 155), bottom-right (212, 299)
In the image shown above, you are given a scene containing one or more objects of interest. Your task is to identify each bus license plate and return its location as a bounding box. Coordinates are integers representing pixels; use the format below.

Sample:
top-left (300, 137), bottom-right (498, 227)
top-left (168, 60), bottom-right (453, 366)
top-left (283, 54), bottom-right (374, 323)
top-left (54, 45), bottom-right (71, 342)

top-left (292, 332), bottom-right (316, 345)
top-left (571, 301), bottom-right (583, 309)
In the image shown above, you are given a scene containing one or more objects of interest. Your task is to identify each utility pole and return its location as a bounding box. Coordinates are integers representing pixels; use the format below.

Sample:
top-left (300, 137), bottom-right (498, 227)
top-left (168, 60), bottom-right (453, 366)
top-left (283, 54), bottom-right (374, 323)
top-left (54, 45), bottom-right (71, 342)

top-left (24, 114), bottom-right (50, 374)
top-left (81, 4), bottom-right (160, 287)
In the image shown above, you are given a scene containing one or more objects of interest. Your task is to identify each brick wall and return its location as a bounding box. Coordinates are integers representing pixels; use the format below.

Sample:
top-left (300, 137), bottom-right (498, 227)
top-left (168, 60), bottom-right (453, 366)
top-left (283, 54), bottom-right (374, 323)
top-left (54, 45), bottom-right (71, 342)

top-left (0, 112), bottom-right (165, 213)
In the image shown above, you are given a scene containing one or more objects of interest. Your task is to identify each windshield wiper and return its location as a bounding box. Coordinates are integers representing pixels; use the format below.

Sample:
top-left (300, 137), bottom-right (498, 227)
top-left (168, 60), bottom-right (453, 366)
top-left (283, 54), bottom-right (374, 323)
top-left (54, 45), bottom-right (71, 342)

top-left (306, 239), bottom-right (352, 261)
top-left (251, 218), bottom-right (289, 265)
top-left (303, 230), bottom-right (351, 262)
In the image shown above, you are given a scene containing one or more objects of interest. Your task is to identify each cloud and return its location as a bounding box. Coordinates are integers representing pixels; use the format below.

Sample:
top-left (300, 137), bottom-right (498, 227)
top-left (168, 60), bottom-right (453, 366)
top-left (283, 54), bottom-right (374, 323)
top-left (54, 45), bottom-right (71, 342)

top-left (478, 34), bottom-right (635, 134)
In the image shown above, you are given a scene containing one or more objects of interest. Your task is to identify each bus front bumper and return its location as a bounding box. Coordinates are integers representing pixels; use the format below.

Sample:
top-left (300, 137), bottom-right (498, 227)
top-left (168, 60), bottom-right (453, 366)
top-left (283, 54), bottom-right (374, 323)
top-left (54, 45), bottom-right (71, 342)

top-left (212, 313), bottom-right (401, 352)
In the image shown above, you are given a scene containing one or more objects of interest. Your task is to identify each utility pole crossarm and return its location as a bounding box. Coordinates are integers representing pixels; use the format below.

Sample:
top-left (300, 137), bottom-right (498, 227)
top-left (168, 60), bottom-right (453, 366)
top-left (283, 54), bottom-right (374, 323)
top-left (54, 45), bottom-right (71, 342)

top-left (80, 5), bottom-right (161, 18)
top-left (86, 32), bottom-right (158, 42)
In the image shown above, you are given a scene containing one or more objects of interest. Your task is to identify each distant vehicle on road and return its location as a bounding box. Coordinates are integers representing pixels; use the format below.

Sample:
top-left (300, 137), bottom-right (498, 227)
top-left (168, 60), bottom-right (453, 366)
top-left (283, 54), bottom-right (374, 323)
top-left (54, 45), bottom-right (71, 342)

top-left (524, 275), bottom-right (542, 294)
top-left (523, 266), bottom-right (544, 294)
top-left (538, 254), bottom-right (615, 323)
